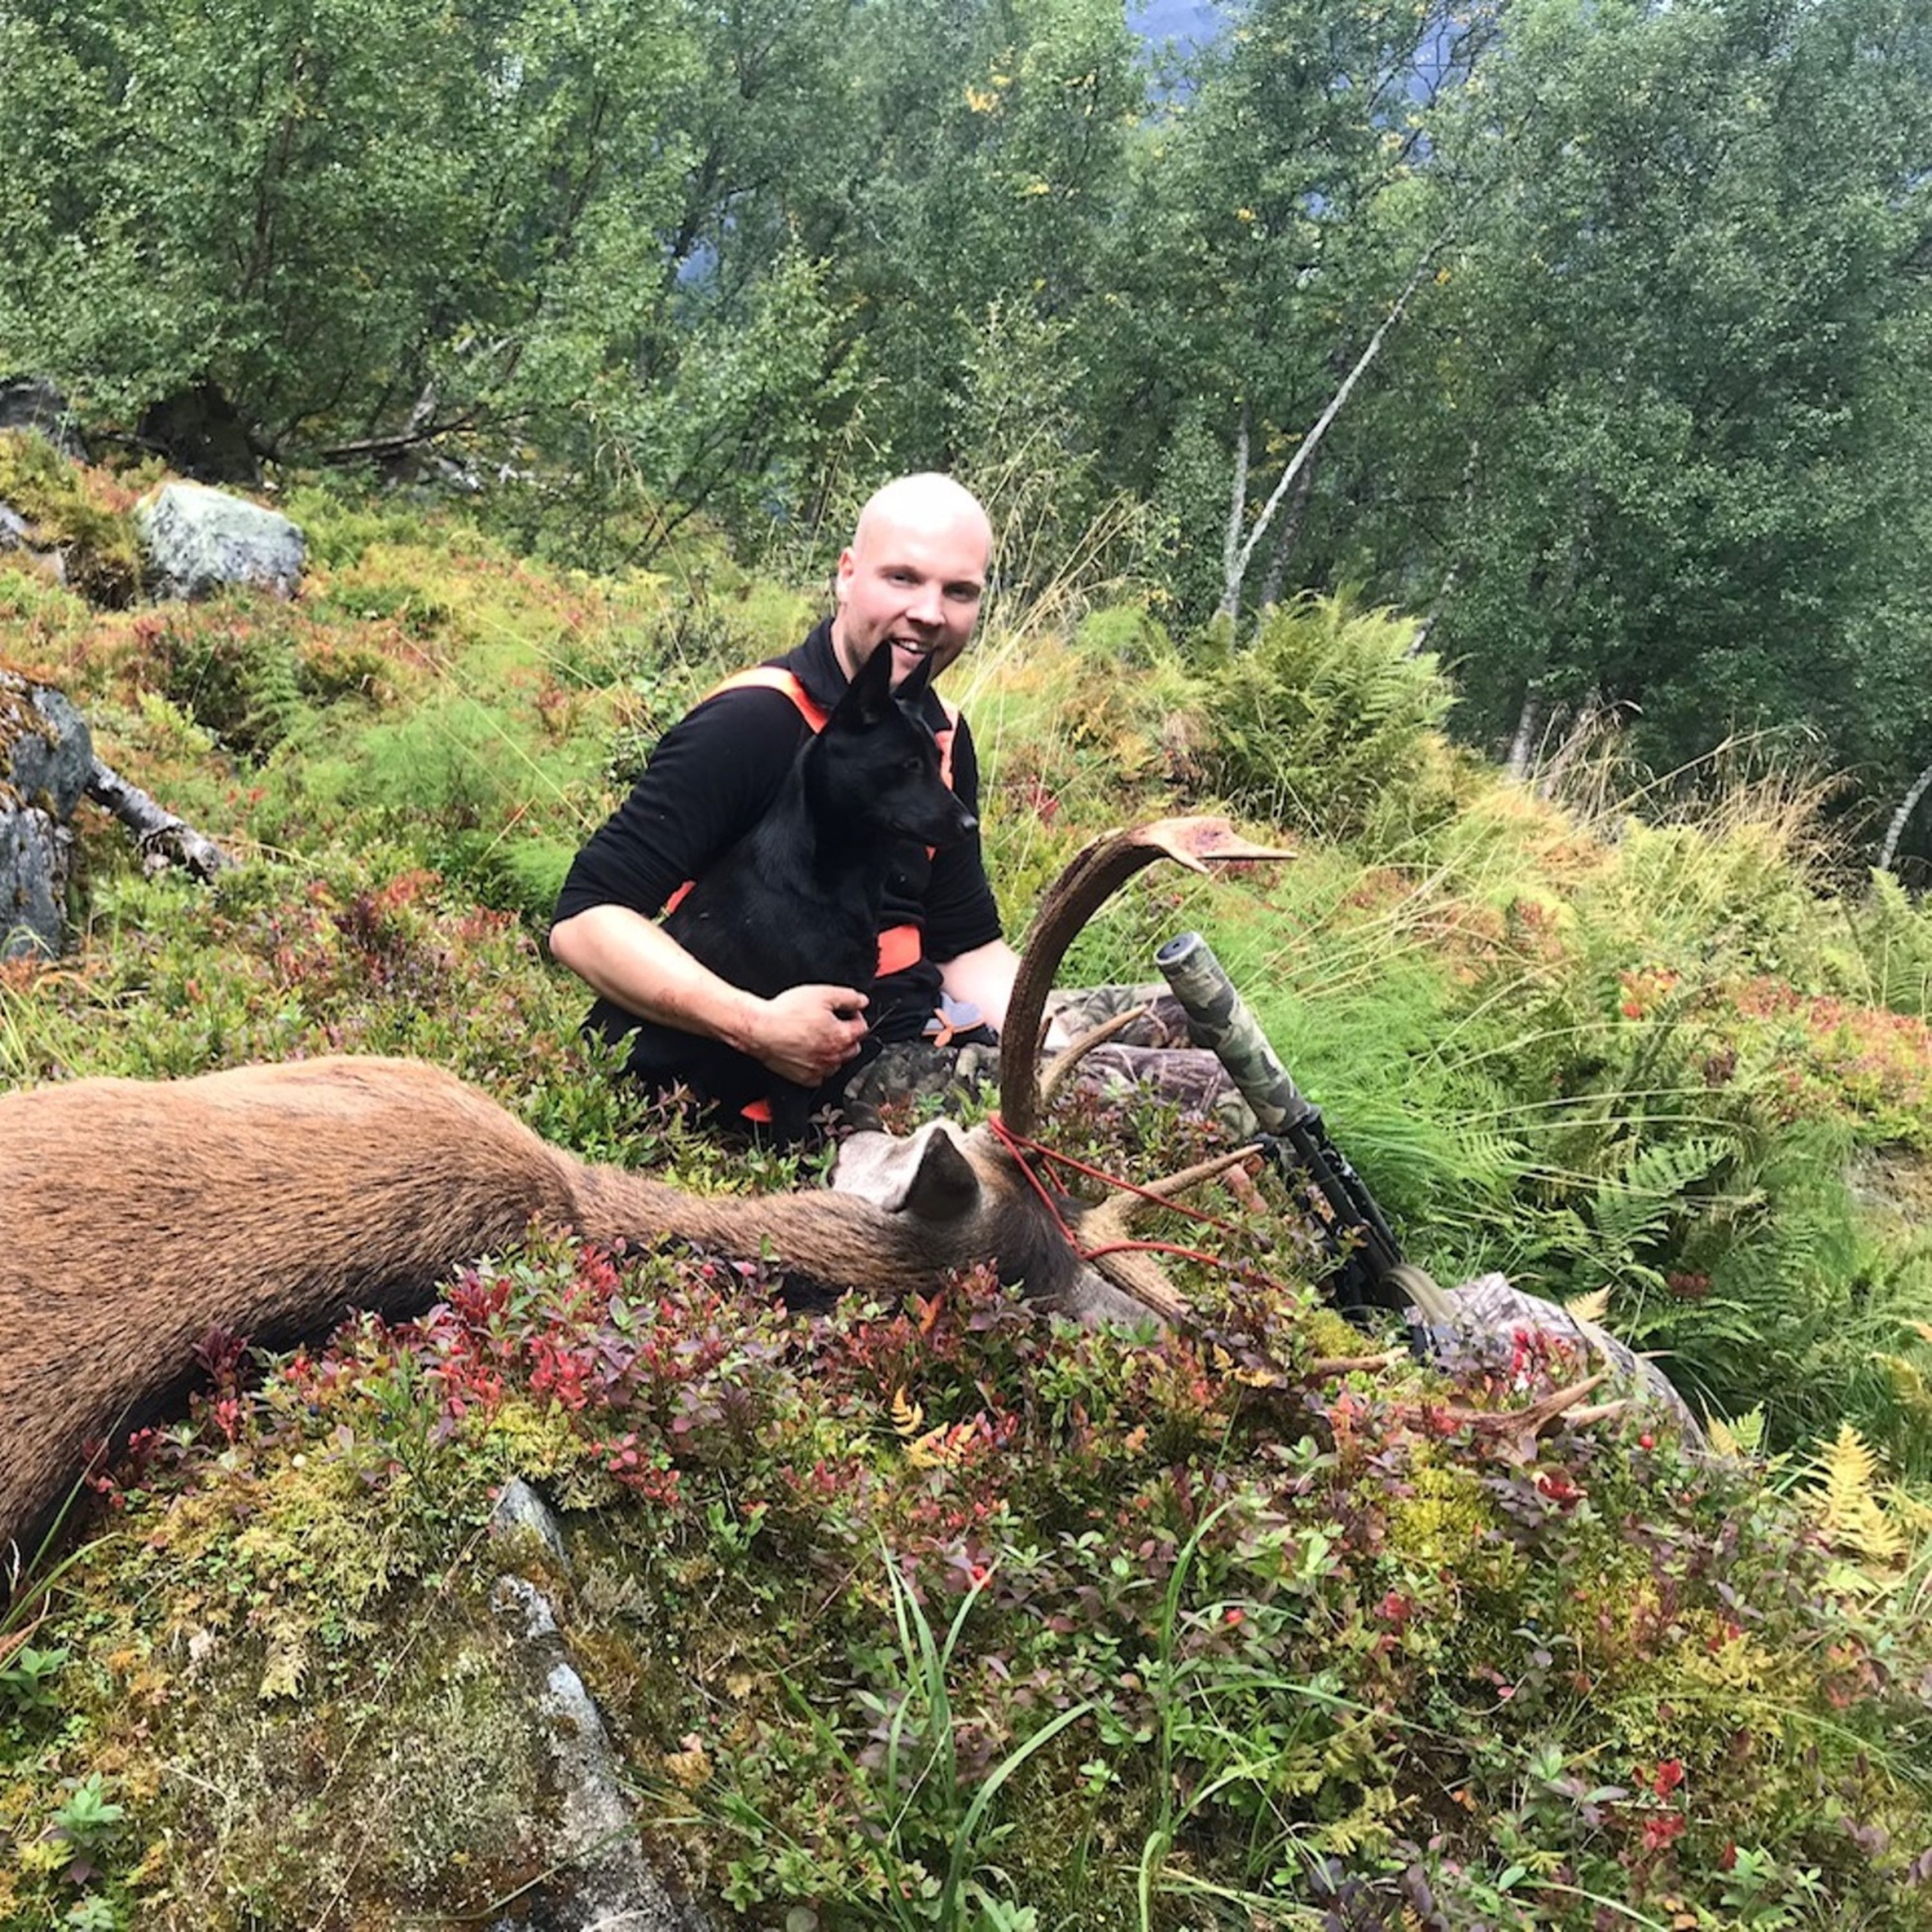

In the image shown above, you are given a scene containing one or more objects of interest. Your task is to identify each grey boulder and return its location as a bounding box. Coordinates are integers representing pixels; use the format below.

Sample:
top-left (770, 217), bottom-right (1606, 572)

top-left (136, 479), bottom-right (305, 601)
top-left (1, 672), bottom-right (93, 960)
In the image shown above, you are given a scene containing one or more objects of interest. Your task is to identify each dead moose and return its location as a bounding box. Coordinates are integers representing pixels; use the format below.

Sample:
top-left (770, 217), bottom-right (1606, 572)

top-left (0, 818), bottom-right (1285, 1573)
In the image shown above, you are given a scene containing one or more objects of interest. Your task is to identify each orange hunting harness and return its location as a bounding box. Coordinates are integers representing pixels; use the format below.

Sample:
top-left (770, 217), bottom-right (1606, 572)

top-left (662, 666), bottom-right (962, 1119)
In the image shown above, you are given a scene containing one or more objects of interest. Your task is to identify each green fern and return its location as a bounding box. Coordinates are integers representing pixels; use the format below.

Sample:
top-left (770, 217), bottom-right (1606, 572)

top-left (1197, 591), bottom-right (1455, 844)
top-left (1846, 869), bottom-right (1932, 1020)
top-left (1582, 1133), bottom-right (1738, 1294)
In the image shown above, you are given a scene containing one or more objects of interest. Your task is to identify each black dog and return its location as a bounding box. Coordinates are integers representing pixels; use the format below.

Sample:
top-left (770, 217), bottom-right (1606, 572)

top-left (627, 646), bottom-right (976, 1139)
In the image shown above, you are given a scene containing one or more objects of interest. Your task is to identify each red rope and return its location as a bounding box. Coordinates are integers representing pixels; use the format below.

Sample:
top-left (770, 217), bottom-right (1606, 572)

top-left (1082, 1236), bottom-right (1235, 1270)
top-left (989, 1115), bottom-right (1250, 1232)
top-left (985, 1113), bottom-right (1254, 1276)
top-left (986, 1112), bottom-right (1088, 1253)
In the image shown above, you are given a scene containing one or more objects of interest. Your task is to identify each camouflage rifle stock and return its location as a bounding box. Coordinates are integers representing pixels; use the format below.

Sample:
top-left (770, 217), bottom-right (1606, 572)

top-left (1155, 931), bottom-right (1450, 1325)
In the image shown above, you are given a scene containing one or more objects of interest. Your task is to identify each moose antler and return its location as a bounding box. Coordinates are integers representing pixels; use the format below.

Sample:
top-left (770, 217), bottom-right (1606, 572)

top-left (998, 817), bottom-right (1292, 1139)
top-left (978, 817), bottom-right (1295, 1335)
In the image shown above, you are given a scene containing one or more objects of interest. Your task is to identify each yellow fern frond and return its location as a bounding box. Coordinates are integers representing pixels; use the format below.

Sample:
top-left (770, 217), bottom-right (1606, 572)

top-left (1881, 1353), bottom-right (1932, 1428)
top-left (1705, 1405), bottom-right (1766, 1459)
top-left (1811, 1424), bottom-right (1903, 1567)
top-left (1565, 1288), bottom-right (1612, 1325)
top-left (889, 1387), bottom-right (924, 1440)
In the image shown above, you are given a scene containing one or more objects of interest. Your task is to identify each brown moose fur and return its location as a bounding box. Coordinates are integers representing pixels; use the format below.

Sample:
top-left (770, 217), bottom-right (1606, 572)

top-left (0, 1054), bottom-right (1059, 1569)
top-left (2, 819), bottom-right (1285, 1573)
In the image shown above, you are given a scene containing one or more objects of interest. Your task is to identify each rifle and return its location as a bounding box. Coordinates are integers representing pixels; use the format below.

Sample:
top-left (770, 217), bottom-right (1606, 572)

top-left (1155, 931), bottom-right (1453, 1328)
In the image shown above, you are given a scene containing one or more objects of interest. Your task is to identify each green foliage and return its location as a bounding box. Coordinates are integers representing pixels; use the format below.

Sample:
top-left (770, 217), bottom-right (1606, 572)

top-left (1382, 0), bottom-right (1932, 800)
top-left (0, 1646), bottom-right (66, 1717)
top-left (151, 599), bottom-right (308, 761)
top-left (50, 1774), bottom-right (126, 1855)
top-left (0, 0), bottom-right (697, 469)
top-left (0, 432), bottom-right (146, 607)
top-left (11, 1235), bottom-right (1932, 1927)
top-left (1194, 592), bottom-right (1456, 844)
top-left (1842, 870), bottom-right (1932, 1021)
top-left (730, 1551), bottom-right (1099, 1929)
top-left (0, 0), bottom-right (1926, 849)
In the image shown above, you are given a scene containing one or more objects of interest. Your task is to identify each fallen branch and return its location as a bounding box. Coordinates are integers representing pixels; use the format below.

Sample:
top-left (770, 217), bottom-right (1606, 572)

top-left (1304, 1350), bottom-right (1409, 1378)
top-left (85, 757), bottom-right (231, 882)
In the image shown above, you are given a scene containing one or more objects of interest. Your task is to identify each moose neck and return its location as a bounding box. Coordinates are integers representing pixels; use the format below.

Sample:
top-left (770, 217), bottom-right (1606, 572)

top-left (567, 1157), bottom-right (954, 1295)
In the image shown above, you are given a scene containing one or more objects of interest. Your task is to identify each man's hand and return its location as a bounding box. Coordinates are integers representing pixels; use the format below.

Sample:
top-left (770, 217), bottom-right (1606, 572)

top-left (550, 905), bottom-right (868, 1084)
top-left (748, 985), bottom-right (869, 1086)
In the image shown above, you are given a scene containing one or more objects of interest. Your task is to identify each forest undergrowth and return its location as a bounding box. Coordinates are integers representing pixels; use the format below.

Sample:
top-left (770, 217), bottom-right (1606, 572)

top-left (5, 462), bottom-right (1932, 1929)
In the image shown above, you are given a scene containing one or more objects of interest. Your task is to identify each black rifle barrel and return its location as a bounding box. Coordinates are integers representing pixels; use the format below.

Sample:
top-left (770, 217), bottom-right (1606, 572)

top-left (1156, 929), bottom-right (1412, 1303)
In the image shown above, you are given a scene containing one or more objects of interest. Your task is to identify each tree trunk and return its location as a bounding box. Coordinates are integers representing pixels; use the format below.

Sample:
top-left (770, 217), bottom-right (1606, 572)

top-left (1220, 401), bottom-right (1250, 623)
top-left (1217, 238), bottom-right (1444, 627)
top-left (1255, 457), bottom-right (1317, 611)
top-left (1505, 687), bottom-right (1545, 782)
top-left (86, 759), bottom-right (231, 881)
top-left (1879, 759), bottom-right (1932, 875)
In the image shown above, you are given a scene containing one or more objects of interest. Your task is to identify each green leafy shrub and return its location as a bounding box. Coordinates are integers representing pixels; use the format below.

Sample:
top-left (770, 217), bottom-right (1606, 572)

top-left (146, 599), bottom-right (308, 761)
top-left (1195, 592), bottom-right (1457, 844)
top-left (1841, 869), bottom-right (1932, 1021)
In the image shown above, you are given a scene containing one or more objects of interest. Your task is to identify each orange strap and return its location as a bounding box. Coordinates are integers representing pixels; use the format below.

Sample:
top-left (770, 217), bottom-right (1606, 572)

top-left (875, 923), bottom-right (923, 976)
top-left (667, 664), bottom-right (958, 978)
top-left (703, 665), bottom-right (832, 730)
top-left (703, 665), bottom-right (960, 767)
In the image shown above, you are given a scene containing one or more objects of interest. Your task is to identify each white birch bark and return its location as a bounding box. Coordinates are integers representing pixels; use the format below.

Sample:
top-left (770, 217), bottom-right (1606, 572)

top-left (1879, 759), bottom-right (1932, 875)
top-left (1217, 243), bottom-right (1442, 625)
top-left (86, 759), bottom-right (232, 880)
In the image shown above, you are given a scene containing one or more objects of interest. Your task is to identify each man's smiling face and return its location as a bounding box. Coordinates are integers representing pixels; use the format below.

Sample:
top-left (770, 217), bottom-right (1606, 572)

top-left (831, 478), bottom-right (991, 690)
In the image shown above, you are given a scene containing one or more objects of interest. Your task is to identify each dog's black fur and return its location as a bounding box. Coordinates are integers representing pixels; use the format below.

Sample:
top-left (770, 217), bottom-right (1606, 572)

top-left (626, 646), bottom-right (976, 1139)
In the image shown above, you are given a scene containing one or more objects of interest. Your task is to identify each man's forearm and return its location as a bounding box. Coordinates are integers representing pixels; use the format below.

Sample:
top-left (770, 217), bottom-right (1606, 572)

top-left (938, 938), bottom-right (1021, 1036)
top-left (548, 904), bottom-right (870, 1086)
top-left (549, 905), bottom-right (766, 1051)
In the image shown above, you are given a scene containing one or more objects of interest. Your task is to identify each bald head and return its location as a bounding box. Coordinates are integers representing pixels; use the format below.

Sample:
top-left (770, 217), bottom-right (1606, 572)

top-left (850, 473), bottom-right (994, 559)
top-left (832, 473), bottom-right (994, 688)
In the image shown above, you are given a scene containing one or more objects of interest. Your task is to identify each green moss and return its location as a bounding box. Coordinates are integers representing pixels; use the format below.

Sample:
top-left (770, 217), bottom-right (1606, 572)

top-left (109, 1592), bottom-right (557, 1929)
top-left (0, 432), bottom-right (146, 606)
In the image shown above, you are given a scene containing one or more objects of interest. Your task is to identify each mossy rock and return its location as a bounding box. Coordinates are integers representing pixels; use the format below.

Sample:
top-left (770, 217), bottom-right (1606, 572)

top-left (0, 431), bottom-right (145, 606)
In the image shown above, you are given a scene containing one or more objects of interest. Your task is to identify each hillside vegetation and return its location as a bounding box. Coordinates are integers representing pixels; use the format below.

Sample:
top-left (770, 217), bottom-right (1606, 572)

top-left (3, 462), bottom-right (1932, 1927)
top-left (6, 0), bottom-right (1932, 853)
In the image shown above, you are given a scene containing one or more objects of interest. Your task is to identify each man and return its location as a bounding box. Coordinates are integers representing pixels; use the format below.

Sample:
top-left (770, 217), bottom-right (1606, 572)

top-left (549, 473), bottom-right (1023, 1117)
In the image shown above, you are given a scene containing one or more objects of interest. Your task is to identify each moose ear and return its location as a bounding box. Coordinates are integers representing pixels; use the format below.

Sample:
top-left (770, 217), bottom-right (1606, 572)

top-left (895, 1121), bottom-right (982, 1220)
top-left (831, 1120), bottom-right (983, 1222)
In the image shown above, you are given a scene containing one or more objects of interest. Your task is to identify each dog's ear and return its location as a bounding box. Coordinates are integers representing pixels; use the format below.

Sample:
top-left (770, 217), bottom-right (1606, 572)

top-left (833, 640), bottom-right (900, 728)
top-left (895, 651), bottom-right (935, 706)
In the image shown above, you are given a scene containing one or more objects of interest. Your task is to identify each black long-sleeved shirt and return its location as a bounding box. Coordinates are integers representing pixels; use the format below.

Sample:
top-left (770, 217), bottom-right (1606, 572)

top-left (552, 619), bottom-right (1003, 1078)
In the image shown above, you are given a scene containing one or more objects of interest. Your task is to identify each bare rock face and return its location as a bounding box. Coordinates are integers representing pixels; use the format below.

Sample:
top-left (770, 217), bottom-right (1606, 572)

top-left (478, 1480), bottom-right (719, 1932)
top-left (135, 478), bottom-right (305, 601)
top-left (1, 670), bottom-right (93, 960)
